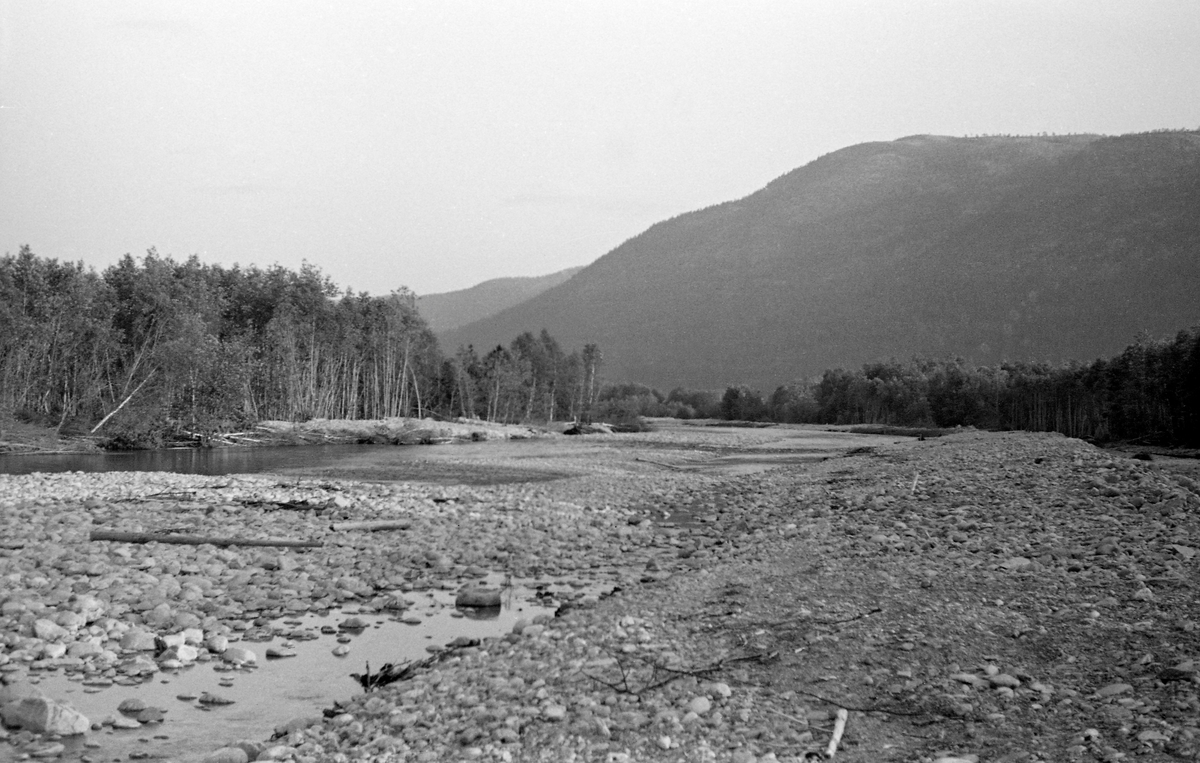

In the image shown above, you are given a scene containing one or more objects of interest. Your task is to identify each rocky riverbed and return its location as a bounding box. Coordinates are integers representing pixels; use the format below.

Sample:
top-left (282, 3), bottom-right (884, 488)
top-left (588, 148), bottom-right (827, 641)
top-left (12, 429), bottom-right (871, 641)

top-left (3, 425), bottom-right (1200, 762)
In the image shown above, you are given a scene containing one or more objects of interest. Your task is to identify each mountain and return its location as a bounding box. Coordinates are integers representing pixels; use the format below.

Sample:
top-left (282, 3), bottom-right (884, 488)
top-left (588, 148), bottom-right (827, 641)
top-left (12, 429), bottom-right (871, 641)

top-left (417, 266), bottom-right (583, 332)
top-left (440, 131), bottom-right (1200, 390)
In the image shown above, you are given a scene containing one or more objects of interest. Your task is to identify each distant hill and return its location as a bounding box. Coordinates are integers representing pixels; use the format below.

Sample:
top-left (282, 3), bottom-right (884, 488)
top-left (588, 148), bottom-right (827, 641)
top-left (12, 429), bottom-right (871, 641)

top-left (441, 131), bottom-right (1200, 390)
top-left (417, 266), bottom-right (583, 333)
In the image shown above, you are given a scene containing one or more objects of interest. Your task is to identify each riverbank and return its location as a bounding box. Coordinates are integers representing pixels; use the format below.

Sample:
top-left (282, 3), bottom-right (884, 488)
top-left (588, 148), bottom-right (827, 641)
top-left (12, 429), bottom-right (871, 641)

top-left (2, 428), bottom-right (1199, 761)
top-left (0, 416), bottom-right (101, 455)
top-left (0, 416), bottom-right (548, 455)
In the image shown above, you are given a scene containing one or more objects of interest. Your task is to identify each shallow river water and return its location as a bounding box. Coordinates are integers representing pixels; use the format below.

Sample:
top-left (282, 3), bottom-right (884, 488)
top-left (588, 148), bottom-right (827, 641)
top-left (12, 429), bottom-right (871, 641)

top-left (2, 576), bottom-right (599, 763)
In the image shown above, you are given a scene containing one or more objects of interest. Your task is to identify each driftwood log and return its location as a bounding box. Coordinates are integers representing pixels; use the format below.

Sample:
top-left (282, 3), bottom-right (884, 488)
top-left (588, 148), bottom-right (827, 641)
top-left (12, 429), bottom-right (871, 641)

top-left (329, 520), bottom-right (412, 532)
top-left (90, 529), bottom-right (321, 548)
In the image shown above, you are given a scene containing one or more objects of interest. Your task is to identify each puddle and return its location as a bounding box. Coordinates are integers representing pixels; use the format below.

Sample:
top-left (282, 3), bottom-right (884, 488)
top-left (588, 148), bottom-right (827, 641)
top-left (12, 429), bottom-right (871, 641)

top-left (2, 576), bottom-right (611, 763)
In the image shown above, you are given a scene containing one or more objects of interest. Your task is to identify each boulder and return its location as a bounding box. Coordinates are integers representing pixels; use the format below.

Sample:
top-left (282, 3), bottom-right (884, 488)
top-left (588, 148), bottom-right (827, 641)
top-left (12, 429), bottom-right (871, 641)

top-left (0, 697), bottom-right (90, 735)
top-left (339, 616), bottom-right (369, 630)
top-left (119, 654), bottom-right (159, 676)
top-left (222, 646), bottom-right (256, 665)
top-left (118, 698), bottom-right (147, 714)
top-left (455, 588), bottom-right (502, 608)
top-left (66, 640), bottom-right (104, 659)
top-left (119, 630), bottom-right (158, 651)
top-left (69, 594), bottom-right (106, 623)
top-left (54, 611), bottom-right (87, 631)
top-left (136, 707), bottom-right (165, 723)
top-left (273, 716), bottom-right (321, 736)
top-left (202, 748), bottom-right (249, 763)
top-left (33, 619), bottom-right (68, 642)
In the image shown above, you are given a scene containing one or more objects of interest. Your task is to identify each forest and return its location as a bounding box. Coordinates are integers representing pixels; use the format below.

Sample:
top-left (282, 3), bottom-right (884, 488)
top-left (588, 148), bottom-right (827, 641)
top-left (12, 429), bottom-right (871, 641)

top-left (0, 248), bottom-right (601, 448)
top-left (601, 330), bottom-right (1200, 448)
top-left (2, 247), bottom-right (1196, 450)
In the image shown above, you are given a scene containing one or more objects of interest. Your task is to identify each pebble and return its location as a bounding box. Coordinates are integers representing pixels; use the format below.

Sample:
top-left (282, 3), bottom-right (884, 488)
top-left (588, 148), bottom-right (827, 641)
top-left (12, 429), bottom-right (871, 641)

top-left (28, 742), bottom-right (66, 758)
top-left (688, 696), bottom-right (713, 715)
top-left (989, 673), bottom-right (1021, 689)
top-left (118, 698), bottom-right (147, 714)
top-left (136, 707), bottom-right (165, 723)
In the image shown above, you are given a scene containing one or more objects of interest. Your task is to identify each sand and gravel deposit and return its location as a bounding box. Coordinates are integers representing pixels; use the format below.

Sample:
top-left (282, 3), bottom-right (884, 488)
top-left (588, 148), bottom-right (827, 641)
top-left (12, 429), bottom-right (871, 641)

top-left (3, 425), bottom-right (1200, 762)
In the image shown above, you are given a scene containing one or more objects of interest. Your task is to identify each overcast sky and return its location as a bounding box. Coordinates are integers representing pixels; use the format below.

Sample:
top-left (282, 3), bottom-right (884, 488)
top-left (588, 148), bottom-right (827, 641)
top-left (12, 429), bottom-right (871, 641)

top-left (2, 1), bottom-right (1198, 296)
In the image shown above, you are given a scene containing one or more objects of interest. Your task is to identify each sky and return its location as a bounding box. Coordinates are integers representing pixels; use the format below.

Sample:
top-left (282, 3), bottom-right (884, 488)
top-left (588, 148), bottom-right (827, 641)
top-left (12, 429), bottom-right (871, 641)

top-left (2, 1), bottom-right (1199, 296)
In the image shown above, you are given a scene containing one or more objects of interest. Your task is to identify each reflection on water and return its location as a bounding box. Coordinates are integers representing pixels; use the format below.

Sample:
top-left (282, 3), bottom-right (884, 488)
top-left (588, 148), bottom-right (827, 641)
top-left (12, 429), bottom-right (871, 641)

top-left (0, 440), bottom-right (576, 485)
top-left (0, 444), bottom-right (423, 477)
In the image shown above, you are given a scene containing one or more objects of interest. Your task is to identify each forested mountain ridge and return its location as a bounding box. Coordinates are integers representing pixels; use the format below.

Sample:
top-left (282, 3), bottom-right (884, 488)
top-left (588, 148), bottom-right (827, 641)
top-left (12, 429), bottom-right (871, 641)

top-left (417, 265), bottom-right (583, 332)
top-left (440, 131), bottom-right (1200, 390)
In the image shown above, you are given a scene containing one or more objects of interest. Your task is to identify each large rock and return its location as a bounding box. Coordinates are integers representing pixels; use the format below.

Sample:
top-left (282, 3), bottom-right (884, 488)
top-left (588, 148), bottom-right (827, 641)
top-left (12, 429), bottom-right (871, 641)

top-left (68, 594), bottom-right (106, 623)
top-left (273, 716), bottom-right (321, 736)
top-left (0, 697), bottom-right (90, 735)
top-left (33, 619), bottom-right (68, 642)
top-left (455, 588), bottom-right (502, 608)
top-left (201, 748), bottom-right (249, 763)
top-left (67, 640), bottom-right (104, 659)
top-left (120, 630), bottom-right (158, 651)
top-left (222, 646), bottom-right (256, 665)
top-left (54, 611), bottom-right (87, 631)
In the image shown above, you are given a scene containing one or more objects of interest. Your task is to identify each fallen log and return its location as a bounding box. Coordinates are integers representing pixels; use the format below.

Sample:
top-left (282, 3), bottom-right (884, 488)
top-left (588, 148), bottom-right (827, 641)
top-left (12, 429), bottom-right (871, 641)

top-left (633, 457), bottom-right (695, 471)
top-left (329, 520), bottom-right (413, 532)
top-left (90, 529), bottom-right (321, 548)
top-left (91, 370), bottom-right (156, 435)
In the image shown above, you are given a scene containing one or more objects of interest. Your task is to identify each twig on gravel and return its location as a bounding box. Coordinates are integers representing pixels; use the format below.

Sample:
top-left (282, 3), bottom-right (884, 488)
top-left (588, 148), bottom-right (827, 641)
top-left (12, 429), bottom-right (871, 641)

top-left (145, 490), bottom-right (199, 500)
top-left (765, 705), bottom-right (849, 761)
top-left (765, 607), bottom-right (883, 629)
top-left (761, 706), bottom-right (812, 726)
top-left (329, 520), bottom-right (412, 532)
top-left (633, 456), bottom-right (695, 471)
top-left (825, 707), bottom-right (849, 758)
top-left (808, 607), bottom-right (883, 625)
top-left (350, 640), bottom-right (481, 692)
top-left (793, 689), bottom-right (929, 717)
top-left (581, 649), bottom-right (729, 696)
top-left (238, 498), bottom-right (325, 511)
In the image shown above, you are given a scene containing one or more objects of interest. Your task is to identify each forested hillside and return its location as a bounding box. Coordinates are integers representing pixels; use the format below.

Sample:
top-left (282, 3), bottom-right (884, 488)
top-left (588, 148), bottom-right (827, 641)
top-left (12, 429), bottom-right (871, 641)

top-left (417, 266), bottom-right (583, 332)
top-left (0, 248), bottom-right (601, 447)
top-left (589, 327), bottom-right (1200, 447)
top-left (441, 131), bottom-right (1200, 390)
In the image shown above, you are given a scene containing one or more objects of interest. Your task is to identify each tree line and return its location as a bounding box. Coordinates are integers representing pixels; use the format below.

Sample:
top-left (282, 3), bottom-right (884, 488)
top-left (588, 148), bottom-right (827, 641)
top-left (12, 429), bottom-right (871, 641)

top-left (6, 247), bottom-right (1195, 449)
top-left (594, 328), bottom-right (1200, 448)
top-left (0, 247), bottom-right (602, 447)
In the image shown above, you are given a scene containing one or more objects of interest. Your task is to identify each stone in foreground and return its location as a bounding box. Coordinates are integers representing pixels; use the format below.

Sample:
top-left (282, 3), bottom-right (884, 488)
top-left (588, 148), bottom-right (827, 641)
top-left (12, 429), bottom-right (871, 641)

top-left (0, 697), bottom-right (90, 735)
top-left (455, 588), bottom-right (502, 608)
